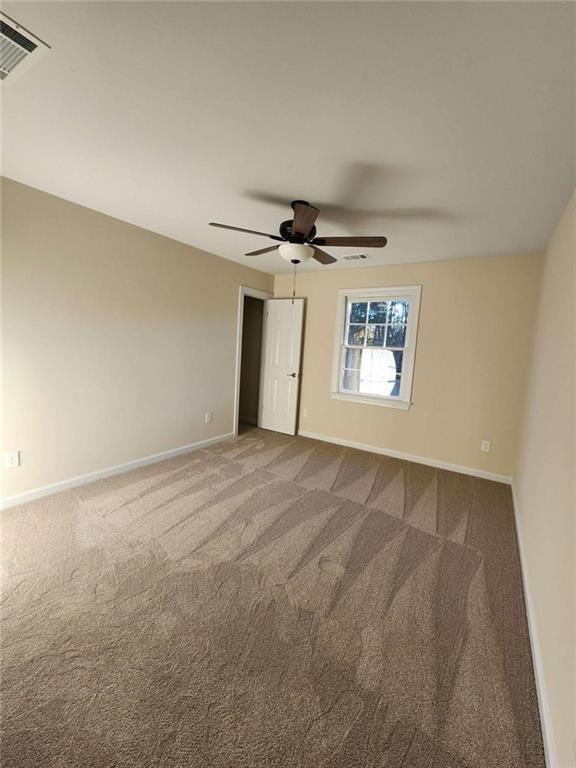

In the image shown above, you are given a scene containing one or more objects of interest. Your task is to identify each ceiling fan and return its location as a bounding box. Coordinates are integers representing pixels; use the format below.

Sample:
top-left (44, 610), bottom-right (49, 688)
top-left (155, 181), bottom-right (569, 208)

top-left (210, 200), bottom-right (388, 265)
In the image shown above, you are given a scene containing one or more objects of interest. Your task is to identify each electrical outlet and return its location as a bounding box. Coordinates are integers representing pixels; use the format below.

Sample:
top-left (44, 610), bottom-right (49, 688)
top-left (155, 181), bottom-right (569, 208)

top-left (204, 412), bottom-right (213, 425)
top-left (302, 408), bottom-right (309, 418)
top-left (4, 451), bottom-right (20, 469)
top-left (480, 440), bottom-right (491, 453)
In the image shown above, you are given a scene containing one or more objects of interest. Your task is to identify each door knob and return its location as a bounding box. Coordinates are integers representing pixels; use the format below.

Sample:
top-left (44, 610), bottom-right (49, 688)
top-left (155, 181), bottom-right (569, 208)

top-left (287, 373), bottom-right (297, 378)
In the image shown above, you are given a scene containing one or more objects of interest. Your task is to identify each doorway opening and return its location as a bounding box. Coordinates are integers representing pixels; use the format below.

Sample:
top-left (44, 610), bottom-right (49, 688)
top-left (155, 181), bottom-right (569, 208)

top-left (234, 287), bottom-right (304, 437)
top-left (234, 286), bottom-right (272, 435)
top-left (238, 295), bottom-right (264, 430)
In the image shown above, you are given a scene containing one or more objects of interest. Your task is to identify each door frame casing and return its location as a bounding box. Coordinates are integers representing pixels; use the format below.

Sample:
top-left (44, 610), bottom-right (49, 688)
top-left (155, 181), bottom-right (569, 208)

top-left (233, 285), bottom-right (273, 437)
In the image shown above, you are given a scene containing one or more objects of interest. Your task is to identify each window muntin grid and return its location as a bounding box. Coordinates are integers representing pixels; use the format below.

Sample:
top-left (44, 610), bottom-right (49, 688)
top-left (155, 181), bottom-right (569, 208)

top-left (341, 298), bottom-right (410, 398)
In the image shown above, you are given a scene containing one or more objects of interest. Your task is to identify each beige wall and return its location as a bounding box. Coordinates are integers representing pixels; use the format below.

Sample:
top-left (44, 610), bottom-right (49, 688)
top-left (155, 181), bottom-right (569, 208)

top-left (275, 252), bottom-right (543, 477)
top-left (1, 179), bottom-right (273, 498)
top-left (515, 191), bottom-right (575, 767)
top-left (239, 296), bottom-right (264, 424)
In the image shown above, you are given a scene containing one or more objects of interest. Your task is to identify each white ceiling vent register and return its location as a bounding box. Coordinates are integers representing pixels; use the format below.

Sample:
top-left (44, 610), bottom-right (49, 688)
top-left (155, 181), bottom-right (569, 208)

top-left (342, 253), bottom-right (370, 262)
top-left (0, 13), bottom-right (50, 82)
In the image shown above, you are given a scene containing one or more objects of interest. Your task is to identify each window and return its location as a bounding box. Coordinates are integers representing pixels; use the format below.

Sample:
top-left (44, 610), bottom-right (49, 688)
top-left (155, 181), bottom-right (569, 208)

top-left (331, 285), bottom-right (421, 409)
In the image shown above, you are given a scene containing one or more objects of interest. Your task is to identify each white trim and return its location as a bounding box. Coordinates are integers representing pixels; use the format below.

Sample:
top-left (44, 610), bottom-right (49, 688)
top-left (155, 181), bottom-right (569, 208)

top-left (233, 286), bottom-right (273, 437)
top-left (511, 484), bottom-right (556, 767)
top-left (298, 429), bottom-right (512, 484)
top-left (331, 392), bottom-right (411, 410)
top-left (331, 285), bottom-right (422, 409)
top-left (0, 432), bottom-right (235, 510)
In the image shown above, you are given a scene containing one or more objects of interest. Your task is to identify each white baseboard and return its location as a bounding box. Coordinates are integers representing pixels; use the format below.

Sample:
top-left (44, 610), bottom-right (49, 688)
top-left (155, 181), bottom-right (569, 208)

top-left (1, 432), bottom-right (235, 510)
top-left (297, 429), bottom-right (512, 484)
top-left (511, 485), bottom-right (557, 767)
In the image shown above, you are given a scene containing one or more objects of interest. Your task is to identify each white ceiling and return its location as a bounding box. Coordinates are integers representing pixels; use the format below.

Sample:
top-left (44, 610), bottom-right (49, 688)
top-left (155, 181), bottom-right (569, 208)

top-left (2, 1), bottom-right (574, 274)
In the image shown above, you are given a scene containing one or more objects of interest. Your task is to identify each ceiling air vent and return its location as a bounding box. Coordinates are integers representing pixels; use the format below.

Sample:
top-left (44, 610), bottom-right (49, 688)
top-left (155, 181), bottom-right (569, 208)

top-left (0, 13), bottom-right (50, 82)
top-left (342, 253), bottom-right (370, 262)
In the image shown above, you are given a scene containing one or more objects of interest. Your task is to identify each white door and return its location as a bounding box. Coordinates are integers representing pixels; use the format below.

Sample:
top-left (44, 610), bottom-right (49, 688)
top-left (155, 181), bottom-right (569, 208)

top-left (259, 299), bottom-right (304, 435)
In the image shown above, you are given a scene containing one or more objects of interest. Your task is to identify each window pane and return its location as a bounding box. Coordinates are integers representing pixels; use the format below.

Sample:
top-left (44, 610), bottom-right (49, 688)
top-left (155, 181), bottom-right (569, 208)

top-left (342, 369), bottom-right (360, 391)
top-left (388, 300), bottom-right (409, 325)
top-left (341, 348), bottom-right (401, 397)
top-left (347, 325), bottom-right (366, 345)
top-left (349, 301), bottom-right (367, 323)
top-left (386, 324), bottom-right (406, 348)
top-left (368, 301), bottom-right (387, 323)
top-left (359, 349), bottom-right (401, 396)
top-left (366, 325), bottom-right (386, 347)
top-left (344, 348), bottom-right (362, 369)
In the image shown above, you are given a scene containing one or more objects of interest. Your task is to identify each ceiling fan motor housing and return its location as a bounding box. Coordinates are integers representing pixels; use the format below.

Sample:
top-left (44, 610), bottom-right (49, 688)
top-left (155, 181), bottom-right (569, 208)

top-left (279, 219), bottom-right (317, 243)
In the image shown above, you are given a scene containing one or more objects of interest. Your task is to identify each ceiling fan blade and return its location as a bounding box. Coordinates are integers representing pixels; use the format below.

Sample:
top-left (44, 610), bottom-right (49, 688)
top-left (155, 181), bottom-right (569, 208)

top-left (244, 191), bottom-right (290, 207)
top-left (312, 246), bottom-right (337, 265)
top-left (292, 201), bottom-right (320, 238)
top-left (245, 245), bottom-right (280, 256)
top-left (312, 236), bottom-right (388, 248)
top-left (210, 222), bottom-right (283, 241)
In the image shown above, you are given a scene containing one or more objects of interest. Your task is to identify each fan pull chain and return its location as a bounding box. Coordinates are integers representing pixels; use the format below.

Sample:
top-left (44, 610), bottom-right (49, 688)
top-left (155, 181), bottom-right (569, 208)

top-left (291, 261), bottom-right (297, 304)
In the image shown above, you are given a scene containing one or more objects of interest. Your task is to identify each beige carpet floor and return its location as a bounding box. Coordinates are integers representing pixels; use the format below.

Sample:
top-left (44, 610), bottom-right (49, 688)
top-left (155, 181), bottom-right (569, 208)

top-left (1, 427), bottom-right (545, 767)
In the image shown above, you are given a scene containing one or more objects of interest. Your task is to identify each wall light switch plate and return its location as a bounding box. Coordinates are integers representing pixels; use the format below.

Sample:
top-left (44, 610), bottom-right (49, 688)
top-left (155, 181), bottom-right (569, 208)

top-left (302, 408), bottom-right (309, 418)
top-left (4, 451), bottom-right (20, 469)
top-left (204, 412), bottom-right (213, 424)
top-left (480, 440), bottom-right (491, 453)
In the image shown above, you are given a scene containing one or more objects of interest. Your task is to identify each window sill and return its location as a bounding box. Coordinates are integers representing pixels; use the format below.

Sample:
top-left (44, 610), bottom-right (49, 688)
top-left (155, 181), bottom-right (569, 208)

top-left (331, 392), bottom-right (412, 410)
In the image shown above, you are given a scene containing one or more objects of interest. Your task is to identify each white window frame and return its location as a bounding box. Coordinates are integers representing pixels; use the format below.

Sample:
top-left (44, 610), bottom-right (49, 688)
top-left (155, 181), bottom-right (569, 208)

top-left (331, 285), bottom-right (422, 410)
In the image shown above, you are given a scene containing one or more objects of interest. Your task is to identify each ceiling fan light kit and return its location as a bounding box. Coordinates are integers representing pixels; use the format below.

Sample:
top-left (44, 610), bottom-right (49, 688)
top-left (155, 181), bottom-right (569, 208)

top-left (209, 199), bottom-right (388, 267)
top-left (279, 243), bottom-right (313, 264)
